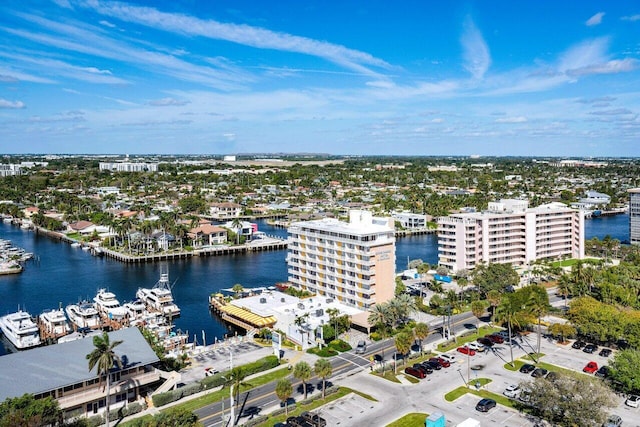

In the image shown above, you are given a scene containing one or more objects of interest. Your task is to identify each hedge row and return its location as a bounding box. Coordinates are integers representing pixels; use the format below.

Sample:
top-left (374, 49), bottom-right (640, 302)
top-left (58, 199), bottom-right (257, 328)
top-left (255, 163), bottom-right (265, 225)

top-left (153, 355), bottom-right (281, 407)
top-left (84, 402), bottom-right (146, 427)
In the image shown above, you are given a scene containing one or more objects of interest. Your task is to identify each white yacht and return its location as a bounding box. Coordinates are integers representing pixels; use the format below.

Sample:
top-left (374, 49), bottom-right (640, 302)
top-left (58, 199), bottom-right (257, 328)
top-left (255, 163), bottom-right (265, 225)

top-left (136, 273), bottom-right (180, 318)
top-left (39, 309), bottom-right (71, 338)
top-left (0, 310), bottom-right (41, 349)
top-left (65, 301), bottom-right (101, 329)
top-left (93, 289), bottom-right (128, 320)
top-left (123, 299), bottom-right (147, 324)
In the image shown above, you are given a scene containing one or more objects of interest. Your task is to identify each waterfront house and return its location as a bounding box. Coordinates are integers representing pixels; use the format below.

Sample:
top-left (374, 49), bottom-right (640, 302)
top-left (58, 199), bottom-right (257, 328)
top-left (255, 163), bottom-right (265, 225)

top-left (188, 224), bottom-right (227, 247)
top-left (0, 327), bottom-right (160, 420)
top-left (209, 202), bottom-right (242, 220)
top-left (23, 206), bottom-right (40, 218)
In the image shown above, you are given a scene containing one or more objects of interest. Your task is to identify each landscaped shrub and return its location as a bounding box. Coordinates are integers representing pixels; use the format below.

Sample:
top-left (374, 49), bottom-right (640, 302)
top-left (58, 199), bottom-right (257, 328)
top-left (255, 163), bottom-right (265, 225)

top-left (242, 355), bottom-right (280, 376)
top-left (180, 382), bottom-right (202, 398)
top-left (370, 332), bottom-right (382, 341)
top-left (86, 415), bottom-right (104, 427)
top-left (151, 389), bottom-right (182, 407)
top-left (307, 346), bottom-right (338, 357)
top-left (328, 339), bottom-right (352, 352)
top-left (200, 372), bottom-right (228, 389)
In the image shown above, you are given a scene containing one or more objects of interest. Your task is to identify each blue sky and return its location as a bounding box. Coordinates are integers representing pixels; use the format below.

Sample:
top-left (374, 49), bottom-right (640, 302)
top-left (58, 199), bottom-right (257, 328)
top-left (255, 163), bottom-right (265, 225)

top-left (1, 1), bottom-right (639, 156)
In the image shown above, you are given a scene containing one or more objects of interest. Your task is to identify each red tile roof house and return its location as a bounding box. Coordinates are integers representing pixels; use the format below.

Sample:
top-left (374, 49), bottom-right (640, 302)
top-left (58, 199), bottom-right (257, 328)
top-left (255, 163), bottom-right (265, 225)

top-left (188, 224), bottom-right (227, 247)
top-left (23, 206), bottom-right (40, 218)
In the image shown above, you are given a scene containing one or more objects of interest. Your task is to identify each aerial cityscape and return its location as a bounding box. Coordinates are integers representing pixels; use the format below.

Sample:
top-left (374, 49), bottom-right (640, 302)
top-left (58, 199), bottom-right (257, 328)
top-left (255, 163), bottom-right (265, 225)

top-left (2, 1), bottom-right (640, 427)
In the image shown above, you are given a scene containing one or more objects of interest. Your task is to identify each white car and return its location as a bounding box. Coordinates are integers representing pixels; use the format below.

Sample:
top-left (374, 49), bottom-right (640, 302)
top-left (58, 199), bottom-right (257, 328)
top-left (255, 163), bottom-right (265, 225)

top-left (626, 395), bottom-right (640, 408)
top-left (503, 384), bottom-right (521, 398)
top-left (467, 342), bottom-right (485, 352)
top-left (440, 353), bottom-right (457, 364)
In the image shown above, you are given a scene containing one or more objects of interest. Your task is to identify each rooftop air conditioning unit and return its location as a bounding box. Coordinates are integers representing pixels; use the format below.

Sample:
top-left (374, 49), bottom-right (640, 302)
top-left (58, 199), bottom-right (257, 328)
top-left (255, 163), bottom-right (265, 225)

top-left (316, 309), bottom-right (324, 317)
top-left (326, 298), bottom-right (333, 304)
top-left (281, 298), bottom-right (286, 303)
top-left (260, 297), bottom-right (267, 303)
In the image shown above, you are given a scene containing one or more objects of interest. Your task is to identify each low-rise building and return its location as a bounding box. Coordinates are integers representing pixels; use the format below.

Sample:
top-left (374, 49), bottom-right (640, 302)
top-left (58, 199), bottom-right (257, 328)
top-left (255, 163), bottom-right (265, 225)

top-left (392, 212), bottom-right (427, 229)
top-left (0, 328), bottom-right (160, 420)
top-left (209, 202), bottom-right (242, 220)
top-left (188, 224), bottom-right (227, 246)
top-left (99, 162), bottom-right (159, 172)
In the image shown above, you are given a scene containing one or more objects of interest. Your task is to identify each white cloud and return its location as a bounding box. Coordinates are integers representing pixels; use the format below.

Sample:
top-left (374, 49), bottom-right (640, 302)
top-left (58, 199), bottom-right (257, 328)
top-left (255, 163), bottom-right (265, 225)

top-left (495, 116), bottom-right (527, 123)
top-left (81, 66), bottom-right (112, 75)
top-left (460, 17), bottom-right (491, 80)
top-left (99, 20), bottom-right (116, 28)
top-left (80, 0), bottom-right (392, 78)
top-left (148, 97), bottom-right (189, 107)
top-left (586, 12), bottom-right (605, 26)
top-left (431, 118), bottom-right (444, 123)
top-left (223, 133), bottom-right (236, 141)
top-left (0, 98), bottom-right (25, 109)
top-left (621, 14), bottom-right (640, 22)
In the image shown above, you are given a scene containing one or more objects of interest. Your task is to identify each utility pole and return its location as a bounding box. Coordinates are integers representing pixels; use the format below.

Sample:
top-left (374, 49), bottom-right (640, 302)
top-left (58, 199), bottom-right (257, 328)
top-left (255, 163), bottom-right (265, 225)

top-left (230, 350), bottom-right (235, 426)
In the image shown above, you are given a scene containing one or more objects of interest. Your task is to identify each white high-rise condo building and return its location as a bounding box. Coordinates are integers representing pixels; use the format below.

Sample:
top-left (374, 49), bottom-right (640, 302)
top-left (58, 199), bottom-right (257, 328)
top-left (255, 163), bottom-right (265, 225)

top-left (286, 210), bottom-right (396, 309)
top-left (438, 200), bottom-right (584, 272)
top-left (629, 189), bottom-right (640, 245)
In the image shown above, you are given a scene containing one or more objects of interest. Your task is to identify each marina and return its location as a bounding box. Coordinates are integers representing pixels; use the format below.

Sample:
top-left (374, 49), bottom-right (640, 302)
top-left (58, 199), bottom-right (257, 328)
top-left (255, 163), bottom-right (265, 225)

top-left (0, 215), bottom-right (622, 356)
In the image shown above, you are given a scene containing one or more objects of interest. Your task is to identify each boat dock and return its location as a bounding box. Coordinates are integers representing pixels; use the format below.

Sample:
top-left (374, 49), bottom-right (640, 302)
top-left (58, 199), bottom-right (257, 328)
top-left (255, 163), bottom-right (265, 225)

top-left (98, 239), bottom-right (287, 263)
top-left (209, 294), bottom-right (276, 332)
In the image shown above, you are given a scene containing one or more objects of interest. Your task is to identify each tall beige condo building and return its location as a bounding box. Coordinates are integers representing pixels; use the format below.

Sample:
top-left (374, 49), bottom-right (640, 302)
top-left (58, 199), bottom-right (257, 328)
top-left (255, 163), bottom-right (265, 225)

top-left (286, 210), bottom-right (396, 309)
top-left (438, 200), bottom-right (584, 272)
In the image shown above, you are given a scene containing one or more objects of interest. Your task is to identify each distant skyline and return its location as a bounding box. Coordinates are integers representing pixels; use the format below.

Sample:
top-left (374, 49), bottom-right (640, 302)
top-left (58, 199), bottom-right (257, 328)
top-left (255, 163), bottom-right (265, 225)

top-left (1, 1), bottom-right (639, 156)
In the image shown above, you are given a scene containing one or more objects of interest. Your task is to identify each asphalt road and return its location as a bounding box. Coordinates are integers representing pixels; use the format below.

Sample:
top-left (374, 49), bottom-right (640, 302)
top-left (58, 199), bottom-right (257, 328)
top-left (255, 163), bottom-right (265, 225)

top-left (194, 311), bottom-right (477, 426)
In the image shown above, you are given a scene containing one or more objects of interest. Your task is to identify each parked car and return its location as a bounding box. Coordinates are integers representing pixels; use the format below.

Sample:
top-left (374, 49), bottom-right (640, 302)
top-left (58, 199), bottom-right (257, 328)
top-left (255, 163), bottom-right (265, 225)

top-left (519, 363), bottom-right (536, 374)
top-left (595, 366), bottom-right (610, 378)
top-left (355, 340), bottom-right (367, 354)
top-left (503, 384), bottom-right (521, 398)
top-left (457, 346), bottom-right (476, 356)
top-left (583, 343), bottom-right (598, 354)
top-left (599, 348), bottom-right (612, 357)
top-left (531, 368), bottom-right (548, 378)
top-left (625, 395), bottom-right (640, 408)
top-left (429, 357), bottom-right (451, 368)
top-left (204, 367), bottom-right (219, 377)
top-left (572, 340), bottom-right (586, 349)
top-left (477, 337), bottom-right (494, 347)
top-left (467, 342), bottom-right (485, 352)
top-left (583, 361), bottom-right (599, 374)
top-left (486, 334), bottom-right (504, 344)
top-left (421, 361), bottom-right (440, 371)
top-left (405, 366), bottom-right (426, 379)
top-left (602, 414), bottom-right (622, 427)
top-left (414, 363), bottom-right (433, 374)
top-left (440, 353), bottom-right (457, 364)
top-left (475, 398), bottom-right (497, 412)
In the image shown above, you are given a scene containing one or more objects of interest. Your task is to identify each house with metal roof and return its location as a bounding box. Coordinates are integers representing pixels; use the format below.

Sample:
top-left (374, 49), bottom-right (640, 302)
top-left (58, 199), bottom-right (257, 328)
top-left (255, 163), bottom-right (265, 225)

top-left (0, 327), bottom-right (161, 420)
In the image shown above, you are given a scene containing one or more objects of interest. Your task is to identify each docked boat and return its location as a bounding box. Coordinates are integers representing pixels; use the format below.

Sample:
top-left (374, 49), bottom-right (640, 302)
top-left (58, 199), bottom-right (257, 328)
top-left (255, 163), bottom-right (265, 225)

top-left (65, 301), bottom-right (101, 329)
top-left (123, 299), bottom-right (147, 324)
top-left (0, 310), bottom-right (41, 350)
top-left (38, 309), bottom-right (71, 339)
top-left (136, 273), bottom-right (180, 318)
top-left (93, 289), bottom-right (128, 321)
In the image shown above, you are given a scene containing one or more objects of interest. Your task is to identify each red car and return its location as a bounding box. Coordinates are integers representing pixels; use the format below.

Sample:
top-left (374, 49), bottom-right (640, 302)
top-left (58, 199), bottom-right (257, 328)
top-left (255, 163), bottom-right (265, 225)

top-left (429, 357), bottom-right (451, 368)
top-left (457, 346), bottom-right (476, 356)
top-left (583, 361), bottom-right (598, 374)
top-left (486, 334), bottom-right (504, 344)
top-left (405, 366), bottom-right (426, 379)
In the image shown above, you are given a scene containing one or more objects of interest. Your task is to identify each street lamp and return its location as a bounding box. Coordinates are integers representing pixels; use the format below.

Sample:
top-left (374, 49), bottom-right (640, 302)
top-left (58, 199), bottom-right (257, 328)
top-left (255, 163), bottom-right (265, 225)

top-left (229, 350), bottom-right (235, 426)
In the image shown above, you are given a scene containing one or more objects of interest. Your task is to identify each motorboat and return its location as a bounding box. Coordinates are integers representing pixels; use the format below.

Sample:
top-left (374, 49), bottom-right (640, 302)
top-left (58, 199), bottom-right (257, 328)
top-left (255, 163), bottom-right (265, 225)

top-left (93, 289), bottom-right (127, 320)
top-left (123, 299), bottom-right (147, 324)
top-left (0, 310), bottom-right (41, 349)
top-left (136, 273), bottom-right (180, 318)
top-left (65, 301), bottom-right (101, 329)
top-left (58, 327), bottom-right (101, 344)
top-left (38, 309), bottom-right (71, 339)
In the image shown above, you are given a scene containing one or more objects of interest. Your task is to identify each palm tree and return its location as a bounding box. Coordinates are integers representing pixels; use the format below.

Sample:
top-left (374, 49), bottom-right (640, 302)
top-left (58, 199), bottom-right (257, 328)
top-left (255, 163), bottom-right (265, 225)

top-left (494, 295), bottom-right (523, 368)
top-left (293, 361), bottom-right (312, 400)
top-left (367, 303), bottom-right (392, 336)
top-left (86, 331), bottom-right (123, 427)
top-left (527, 285), bottom-right (550, 356)
top-left (394, 332), bottom-right (412, 373)
top-left (413, 323), bottom-right (429, 355)
top-left (394, 294), bottom-right (417, 324)
top-left (486, 289), bottom-right (501, 319)
top-left (326, 307), bottom-right (341, 340)
top-left (557, 275), bottom-right (572, 308)
top-left (231, 217), bottom-right (242, 245)
top-left (470, 300), bottom-right (487, 335)
top-left (314, 358), bottom-right (333, 399)
top-left (229, 366), bottom-right (247, 409)
top-left (232, 284), bottom-right (244, 299)
top-left (275, 379), bottom-right (293, 415)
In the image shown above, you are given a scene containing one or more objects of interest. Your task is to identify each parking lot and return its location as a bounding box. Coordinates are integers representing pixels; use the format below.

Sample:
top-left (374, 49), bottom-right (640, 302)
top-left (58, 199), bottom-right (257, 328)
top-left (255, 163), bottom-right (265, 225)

top-left (329, 332), bottom-right (640, 426)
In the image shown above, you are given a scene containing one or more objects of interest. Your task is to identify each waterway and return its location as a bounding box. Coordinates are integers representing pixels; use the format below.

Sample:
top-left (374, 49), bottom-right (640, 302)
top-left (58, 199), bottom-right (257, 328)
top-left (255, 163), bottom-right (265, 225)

top-left (0, 214), bottom-right (626, 355)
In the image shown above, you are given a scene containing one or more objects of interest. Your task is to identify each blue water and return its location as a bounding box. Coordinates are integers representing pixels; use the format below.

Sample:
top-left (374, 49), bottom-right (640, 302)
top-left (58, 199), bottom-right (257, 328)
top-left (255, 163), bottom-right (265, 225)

top-left (0, 213), bottom-right (623, 356)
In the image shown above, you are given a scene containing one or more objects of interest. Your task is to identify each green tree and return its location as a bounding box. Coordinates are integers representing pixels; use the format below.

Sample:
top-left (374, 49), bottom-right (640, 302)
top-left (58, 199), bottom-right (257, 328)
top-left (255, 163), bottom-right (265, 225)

top-left (154, 407), bottom-right (201, 427)
top-left (394, 276), bottom-right (406, 296)
top-left (275, 379), bottom-right (293, 415)
top-left (472, 263), bottom-right (519, 296)
top-left (86, 331), bottom-right (123, 427)
top-left (0, 394), bottom-right (62, 427)
top-left (525, 285), bottom-right (550, 355)
top-left (394, 332), bottom-right (413, 373)
top-left (368, 303), bottom-right (392, 337)
top-left (413, 323), bottom-right (429, 355)
top-left (229, 367), bottom-right (248, 408)
top-left (494, 294), bottom-right (523, 367)
top-left (548, 322), bottom-right (576, 343)
top-left (314, 358), bottom-right (333, 399)
top-left (293, 361), bottom-right (312, 400)
top-left (470, 300), bottom-right (487, 334)
top-left (232, 283), bottom-right (244, 298)
top-left (608, 349), bottom-right (640, 394)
